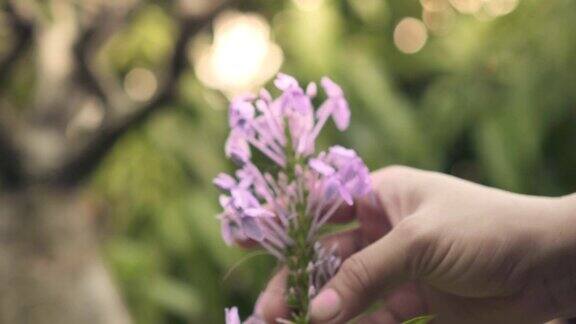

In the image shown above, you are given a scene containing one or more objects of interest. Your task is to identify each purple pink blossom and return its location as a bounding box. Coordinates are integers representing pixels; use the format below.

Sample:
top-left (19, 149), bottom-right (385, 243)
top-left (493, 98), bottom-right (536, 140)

top-left (216, 73), bottom-right (370, 324)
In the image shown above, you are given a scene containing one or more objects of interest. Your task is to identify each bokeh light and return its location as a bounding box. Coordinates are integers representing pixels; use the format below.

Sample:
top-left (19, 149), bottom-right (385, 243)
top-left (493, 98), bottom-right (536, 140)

top-left (348, 0), bottom-right (389, 25)
top-left (446, 0), bottom-right (519, 16)
top-left (394, 17), bottom-right (429, 54)
top-left (423, 8), bottom-right (455, 34)
top-left (484, 0), bottom-right (519, 17)
top-left (293, 0), bottom-right (324, 12)
top-left (420, 0), bottom-right (450, 12)
top-left (194, 11), bottom-right (283, 96)
top-left (449, 0), bottom-right (484, 14)
top-left (124, 67), bottom-right (158, 102)
top-left (179, 0), bottom-right (214, 16)
top-left (66, 98), bottom-right (104, 138)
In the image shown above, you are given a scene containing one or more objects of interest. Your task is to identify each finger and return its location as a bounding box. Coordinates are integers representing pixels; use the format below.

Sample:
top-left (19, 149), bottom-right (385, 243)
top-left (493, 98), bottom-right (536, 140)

top-left (351, 284), bottom-right (426, 324)
top-left (331, 166), bottom-right (432, 239)
top-left (423, 287), bottom-right (545, 324)
top-left (327, 202), bottom-right (356, 223)
top-left (255, 229), bottom-right (365, 322)
top-left (322, 228), bottom-right (364, 258)
top-left (369, 166), bottom-right (419, 225)
top-left (356, 191), bottom-right (392, 243)
top-left (309, 226), bottom-right (413, 324)
top-left (380, 283), bottom-right (427, 321)
top-left (328, 172), bottom-right (390, 225)
top-left (353, 305), bottom-right (403, 324)
top-left (327, 191), bottom-right (391, 246)
top-left (348, 283), bottom-right (427, 324)
top-left (255, 268), bottom-right (289, 322)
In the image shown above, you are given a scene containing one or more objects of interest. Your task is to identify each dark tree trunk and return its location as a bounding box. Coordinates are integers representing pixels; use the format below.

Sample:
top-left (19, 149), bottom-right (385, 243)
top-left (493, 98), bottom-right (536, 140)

top-left (0, 2), bottom-right (233, 322)
top-left (0, 187), bottom-right (130, 324)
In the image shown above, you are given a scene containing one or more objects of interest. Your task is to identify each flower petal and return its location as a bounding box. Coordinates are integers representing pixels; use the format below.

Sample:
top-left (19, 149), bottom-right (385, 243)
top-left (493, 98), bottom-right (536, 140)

top-left (213, 173), bottom-right (236, 192)
top-left (309, 158), bottom-right (335, 176)
top-left (241, 217), bottom-right (264, 241)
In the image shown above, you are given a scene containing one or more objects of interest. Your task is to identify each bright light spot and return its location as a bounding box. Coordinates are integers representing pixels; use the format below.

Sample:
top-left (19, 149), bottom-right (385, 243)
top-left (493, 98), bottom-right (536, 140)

top-left (38, 1), bottom-right (75, 81)
top-left (484, 0), bottom-right (519, 17)
top-left (348, 0), bottom-right (388, 25)
top-left (423, 8), bottom-right (454, 35)
top-left (394, 18), bottom-right (428, 54)
top-left (179, 0), bottom-right (214, 16)
top-left (420, 0), bottom-right (450, 12)
top-left (124, 68), bottom-right (158, 102)
top-left (449, 0), bottom-right (483, 14)
top-left (194, 11), bottom-right (283, 96)
top-left (66, 98), bottom-right (104, 138)
top-left (473, 7), bottom-right (496, 21)
top-left (293, 0), bottom-right (324, 12)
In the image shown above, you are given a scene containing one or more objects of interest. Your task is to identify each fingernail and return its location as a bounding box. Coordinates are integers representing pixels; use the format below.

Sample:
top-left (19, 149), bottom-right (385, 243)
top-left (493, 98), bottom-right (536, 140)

top-left (254, 293), bottom-right (265, 315)
top-left (310, 289), bottom-right (341, 321)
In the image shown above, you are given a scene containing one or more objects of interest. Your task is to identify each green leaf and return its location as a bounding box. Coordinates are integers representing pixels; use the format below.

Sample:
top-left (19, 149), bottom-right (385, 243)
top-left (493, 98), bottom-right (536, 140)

top-left (402, 315), bottom-right (435, 324)
top-left (150, 276), bottom-right (203, 317)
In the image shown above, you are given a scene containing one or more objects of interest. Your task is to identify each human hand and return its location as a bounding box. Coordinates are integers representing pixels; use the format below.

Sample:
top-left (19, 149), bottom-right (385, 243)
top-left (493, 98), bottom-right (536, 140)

top-left (253, 166), bottom-right (576, 323)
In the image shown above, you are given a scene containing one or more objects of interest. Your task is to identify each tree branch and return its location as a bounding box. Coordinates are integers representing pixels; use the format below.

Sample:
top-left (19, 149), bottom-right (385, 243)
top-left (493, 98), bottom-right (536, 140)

top-left (0, 2), bottom-right (33, 87)
top-left (0, 2), bottom-right (33, 189)
top-left (54, 0), bottom-right (234, 185)
top-left (73, 4), bottom-right (141, 115)
top-left (0, 109), bottom-right (25, 190)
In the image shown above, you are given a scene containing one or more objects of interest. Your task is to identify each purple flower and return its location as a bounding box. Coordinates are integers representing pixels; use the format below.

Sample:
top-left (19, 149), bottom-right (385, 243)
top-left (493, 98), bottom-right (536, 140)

top-left (222, 74), bottom-right (354, 168)
top-left (216, 73), bottom-right (371, 323)
top-left (306, 82), bottom-right (317, 97)
top-left (225, 307), bottom-right (241, 324)
top-left (320, 77), bottom-right (350, 131)
top-left (213, 173), bottom-right (237, 192)
top-left (216, 72), bottom-right (370, 252)
top-left (309, 158), bottom-right (335, 176)
top-left (229, 98), bottom-right (256, 131)
top-left (311, 242), bottom-right (341, 291)
top-left (225, 130), bottom-right (251, 166)
top-left (274, 73), bottom-right (299, 90)
top-left (225, 307), bottom-right (265, 324)
top-left (240, 216), bottom-right (264, 241)
top-left (220, 217), bottom-right (245, 246)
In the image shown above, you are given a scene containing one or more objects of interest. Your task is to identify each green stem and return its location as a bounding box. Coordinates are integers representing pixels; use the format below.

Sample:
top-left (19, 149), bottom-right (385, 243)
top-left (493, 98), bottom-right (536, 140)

top-left (286, 200), bottom-right (313, 323)
top-left (284, 130), bottom-right (314, 324)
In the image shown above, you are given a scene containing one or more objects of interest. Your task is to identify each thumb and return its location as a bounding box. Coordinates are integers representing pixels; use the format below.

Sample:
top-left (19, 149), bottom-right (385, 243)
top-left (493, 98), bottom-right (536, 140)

top-left (309, 224), bottom-right (416, 323)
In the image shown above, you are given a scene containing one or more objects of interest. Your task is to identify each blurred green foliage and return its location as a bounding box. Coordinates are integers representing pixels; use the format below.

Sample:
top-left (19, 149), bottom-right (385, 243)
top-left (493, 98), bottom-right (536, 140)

top-left (86, 0), bottom-right (576, 322)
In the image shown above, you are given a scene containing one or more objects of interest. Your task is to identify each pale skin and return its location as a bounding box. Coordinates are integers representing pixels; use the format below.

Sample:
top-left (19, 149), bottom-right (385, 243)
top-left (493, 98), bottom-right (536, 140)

top-left (248, 166), bottom-right (576, 323)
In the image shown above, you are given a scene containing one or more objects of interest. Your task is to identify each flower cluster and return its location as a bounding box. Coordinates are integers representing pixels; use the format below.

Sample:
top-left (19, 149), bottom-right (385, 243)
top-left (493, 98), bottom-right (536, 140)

top-left (225, 307), bottom-right (262, 324)
top-left (215, 74), bottom-right (370, 324)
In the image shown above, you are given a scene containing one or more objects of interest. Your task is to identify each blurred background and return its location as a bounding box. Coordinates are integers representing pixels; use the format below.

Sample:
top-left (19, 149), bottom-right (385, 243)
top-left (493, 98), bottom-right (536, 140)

top-left (1, 0), bottom-right (576, 323)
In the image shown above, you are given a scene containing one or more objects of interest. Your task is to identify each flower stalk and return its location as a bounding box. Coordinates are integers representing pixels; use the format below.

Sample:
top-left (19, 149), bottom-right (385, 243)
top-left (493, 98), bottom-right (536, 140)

top-left (283, 129), bottom-right (311, 323)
